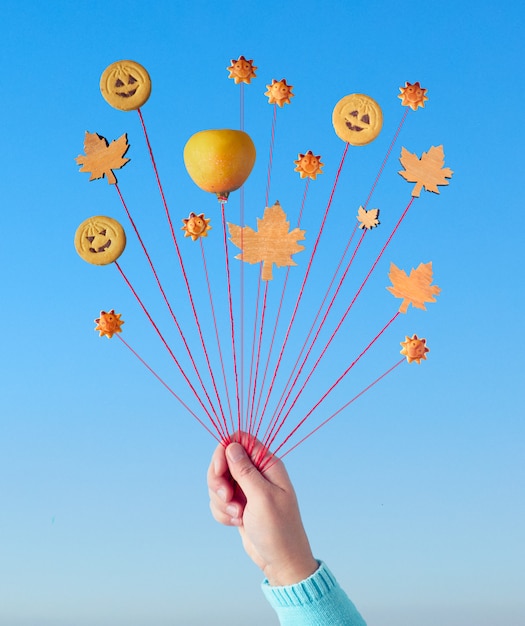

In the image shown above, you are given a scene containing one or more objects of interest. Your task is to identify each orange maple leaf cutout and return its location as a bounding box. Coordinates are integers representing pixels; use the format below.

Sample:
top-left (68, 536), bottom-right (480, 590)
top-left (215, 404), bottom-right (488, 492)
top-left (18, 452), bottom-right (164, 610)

top-left (228, 201), bottom-right (306, 281)
top-left (398, 145), bottom-right (453, 197)
top-left (76, 131), bottom-right (130, 185)
top-left (357, 206), bottom-right (380, 230)
top-left (386, 261), bottom-right (441, 313)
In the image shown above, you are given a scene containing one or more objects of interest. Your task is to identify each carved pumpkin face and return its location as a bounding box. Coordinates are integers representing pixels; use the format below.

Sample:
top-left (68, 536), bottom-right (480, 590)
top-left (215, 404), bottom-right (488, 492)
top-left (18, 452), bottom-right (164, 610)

top-left (332, 94), bottom-right (383, 146)
top-left (100, 60), bottom-right (151, 111)
top-left (74, 216), bottom-right (126, 265)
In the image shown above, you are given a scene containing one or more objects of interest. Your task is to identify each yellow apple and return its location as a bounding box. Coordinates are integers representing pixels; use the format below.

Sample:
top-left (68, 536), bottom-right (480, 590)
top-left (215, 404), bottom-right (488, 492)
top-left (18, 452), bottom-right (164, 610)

top-left (183, 129), bottom-right (256, 201)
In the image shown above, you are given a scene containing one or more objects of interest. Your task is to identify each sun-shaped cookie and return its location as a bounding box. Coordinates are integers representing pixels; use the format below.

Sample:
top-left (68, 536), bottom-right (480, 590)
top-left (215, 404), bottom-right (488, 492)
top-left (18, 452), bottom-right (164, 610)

top-left (357, 206), bottom-right (380, 230)
top-left (181, 212), bottom-right (212, 241)
top-left (265, 79), bottom-right (294, 107)
top-left (227, 55), bottom-right (257, 84)
top-left (398, 81), bottom-right (428, 111)
top-left (294, 151), bottom-right (324, 180)
top-left (400, 334), bottom-right (429, 364)
top-left (95, 310), bottom-right (124, 338)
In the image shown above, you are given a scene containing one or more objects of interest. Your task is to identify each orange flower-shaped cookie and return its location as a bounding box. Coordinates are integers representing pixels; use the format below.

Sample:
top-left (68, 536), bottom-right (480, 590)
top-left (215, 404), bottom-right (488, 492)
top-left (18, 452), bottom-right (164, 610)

top-left (265, 79), bottom-right (294, 107)
top-left (294, 151), bottom-right (323, 180)
top-left (181, 212), bottom-right (212, 241)
top-left (398, 81), bottom-right (428, 111)
top-left (400, 334), bottom-right (429, 364)
top-left (95, 310), bottom-right (124, 338)
top-left (227, 56), bottom-right (257, 84)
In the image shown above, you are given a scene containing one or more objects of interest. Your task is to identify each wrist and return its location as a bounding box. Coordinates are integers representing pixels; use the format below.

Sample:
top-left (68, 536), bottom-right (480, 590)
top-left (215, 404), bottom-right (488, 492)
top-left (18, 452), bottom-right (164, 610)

top-left (264, 554), bottom-right (319, 587)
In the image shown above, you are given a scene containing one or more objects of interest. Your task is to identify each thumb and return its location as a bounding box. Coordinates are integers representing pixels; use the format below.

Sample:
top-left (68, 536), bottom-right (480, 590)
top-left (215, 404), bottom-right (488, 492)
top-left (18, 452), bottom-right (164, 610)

top-left (226, 442), bottom-right (266, 497)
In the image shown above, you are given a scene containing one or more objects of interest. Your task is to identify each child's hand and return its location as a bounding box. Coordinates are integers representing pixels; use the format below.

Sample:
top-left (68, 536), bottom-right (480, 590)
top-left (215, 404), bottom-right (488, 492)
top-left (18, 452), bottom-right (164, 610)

top-left (207, 439), bottom-right (318, 586)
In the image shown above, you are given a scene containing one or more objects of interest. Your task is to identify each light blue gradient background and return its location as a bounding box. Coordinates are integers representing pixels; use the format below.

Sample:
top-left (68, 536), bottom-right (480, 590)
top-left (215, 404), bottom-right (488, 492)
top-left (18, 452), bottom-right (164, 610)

top-left (1, 1), bottom-right (523, 624)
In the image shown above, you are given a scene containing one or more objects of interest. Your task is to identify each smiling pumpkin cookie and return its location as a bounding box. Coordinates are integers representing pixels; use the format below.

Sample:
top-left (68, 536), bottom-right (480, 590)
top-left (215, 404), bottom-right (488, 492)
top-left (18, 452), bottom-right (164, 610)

top-left (100, 60), bottom-right (151, 111)
top-left (332, 93), bottom-right (383, 146)
top-left (74, 216), bottom-right (126, 265)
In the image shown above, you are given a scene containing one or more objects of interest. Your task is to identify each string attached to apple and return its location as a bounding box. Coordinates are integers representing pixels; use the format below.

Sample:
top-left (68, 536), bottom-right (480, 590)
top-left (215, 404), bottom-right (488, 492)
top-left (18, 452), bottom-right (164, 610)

top-left (73, 58), bottom-right (452, 466)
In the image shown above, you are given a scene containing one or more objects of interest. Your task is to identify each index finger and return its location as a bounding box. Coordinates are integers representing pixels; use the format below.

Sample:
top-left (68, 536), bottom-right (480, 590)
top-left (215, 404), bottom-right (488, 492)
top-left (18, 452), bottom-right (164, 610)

top-left (207, 442), bottom-right (233, 495)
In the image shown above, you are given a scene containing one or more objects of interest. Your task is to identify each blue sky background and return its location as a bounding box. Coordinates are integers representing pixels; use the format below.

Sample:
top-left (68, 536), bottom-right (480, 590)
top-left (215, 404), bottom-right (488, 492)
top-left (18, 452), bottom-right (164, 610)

top-left (1, 1), bottom-right (523, 624)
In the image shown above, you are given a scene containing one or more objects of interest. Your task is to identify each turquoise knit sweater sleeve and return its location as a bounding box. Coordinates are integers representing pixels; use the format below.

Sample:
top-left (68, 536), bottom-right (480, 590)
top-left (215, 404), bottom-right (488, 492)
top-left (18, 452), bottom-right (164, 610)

top-left (261, 561), bottom-right (367, 625)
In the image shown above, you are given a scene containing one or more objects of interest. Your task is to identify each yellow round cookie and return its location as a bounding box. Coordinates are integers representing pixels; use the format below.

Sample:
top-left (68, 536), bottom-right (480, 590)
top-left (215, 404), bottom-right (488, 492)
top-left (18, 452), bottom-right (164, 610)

top-left (100, 60), bottom-right (151, 111)
top-left (332, 94), bottom-right (383, 146)
top-left (74, 216), bottom-right (126, 265)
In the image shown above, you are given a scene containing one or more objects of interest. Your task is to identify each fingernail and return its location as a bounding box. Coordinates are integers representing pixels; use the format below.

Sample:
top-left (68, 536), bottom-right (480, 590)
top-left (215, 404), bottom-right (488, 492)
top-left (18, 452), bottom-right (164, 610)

top-left (217, 488), bottom-right (227, 502)
top-left (226, 504), bottom-right (238, 517)
top-left (227, 443), bottom-right (245, 463)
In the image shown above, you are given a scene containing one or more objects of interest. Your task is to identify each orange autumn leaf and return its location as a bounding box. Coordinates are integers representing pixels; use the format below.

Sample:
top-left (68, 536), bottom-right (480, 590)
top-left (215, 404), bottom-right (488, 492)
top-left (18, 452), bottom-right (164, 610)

top-left (387, 261), bottom-right (440, 313)
top-left (76, 131), bottom-right (130, 185)
top-left (357, 206), bottom-right (380, 230)
top-left (398, 145), bottom-right (453, 197)
top-left (228, 202), bottom-right (305, 281)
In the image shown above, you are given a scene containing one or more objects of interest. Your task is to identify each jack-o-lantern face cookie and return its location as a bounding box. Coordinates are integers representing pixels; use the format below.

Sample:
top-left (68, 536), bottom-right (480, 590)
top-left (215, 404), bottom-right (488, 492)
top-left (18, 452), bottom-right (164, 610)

top-left (74, 216), bottom-right (126, 265)
top-left (100, 60), bottom-right (151, 111)
top-left (332, 94), bottom-right (383, 146)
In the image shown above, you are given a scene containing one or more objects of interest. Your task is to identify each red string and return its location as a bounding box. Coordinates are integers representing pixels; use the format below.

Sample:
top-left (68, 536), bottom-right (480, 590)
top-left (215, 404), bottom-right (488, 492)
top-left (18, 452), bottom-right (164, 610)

top-left (261, 196), bottom-right (416, 457)
top-left (272, 358), bottom-right (406, 465)
top-left (246, 270), bottom-right (263, 434)
top-left (240, 83), bottom-right (244, 131)
top-left (305, 196), bottom-right (415, 386)
top-left (114, 261), bottom-right (226, 440)
top-left (114, 183), bottom-right (225, 432)
top-left (270, 224), bottom-right (362, 427)
top-left (298, 178), bottom-right (309, 226)
top-left (363, 108), bottom-right (409, 210)
top-left (265, 310), bottom-right (402, 464)
top-left (239, 186), bottom-right (245, 433)
top-left (251, 269), bottom-right (287, 442)
top-left (256, 143), bottom-right (349, 439)
top-left (116, 334), bottom-right (221, 443)
top-left (124, 106), bottom-right (414, 454)
top-left (250, 178), bottom-right (310, 439)
top-left (221, 203), bottom-right (241, 431)
top-left (136, 108), bottom-right (177, 245)
top-left (136, 108), bottom-right (228, 432)
top-left (260, 113), bottom-right (410, 449)
top-left (263, 227), bottom-right (366, 449)
top-left (246, 281), bottom-right (269, 447)
top-left (238, 86), bottom-right (246, 426)
top-left (200, 239), bottom-right (235, 435)
top-left (264, 113), bottom-right (408, 439)
top-left (265, 104), bottom-right (277, 207)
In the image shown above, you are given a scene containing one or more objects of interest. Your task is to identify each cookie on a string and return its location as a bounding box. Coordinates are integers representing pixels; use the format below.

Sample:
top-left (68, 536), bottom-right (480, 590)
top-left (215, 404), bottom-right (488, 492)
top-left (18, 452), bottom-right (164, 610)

top-left (100, 60), bottom-right (151, 111)
top-left (74, 216), bottom-right (126, 266)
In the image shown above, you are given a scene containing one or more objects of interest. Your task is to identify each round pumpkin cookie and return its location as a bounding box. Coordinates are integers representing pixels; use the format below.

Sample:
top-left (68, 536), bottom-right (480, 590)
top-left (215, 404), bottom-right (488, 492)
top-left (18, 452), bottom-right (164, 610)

top-left (100, 60), bottom-right (151, 111)
top-left (74, 216), bottom-right (126, 265)
top-left (332, 93), bottom-right (383, 146)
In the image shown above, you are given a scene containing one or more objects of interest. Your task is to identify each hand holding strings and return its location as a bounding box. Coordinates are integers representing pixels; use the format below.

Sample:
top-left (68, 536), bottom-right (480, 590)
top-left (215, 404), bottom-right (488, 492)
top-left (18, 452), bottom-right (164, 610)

top-left (207, 437), bottom-right (318, 587)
